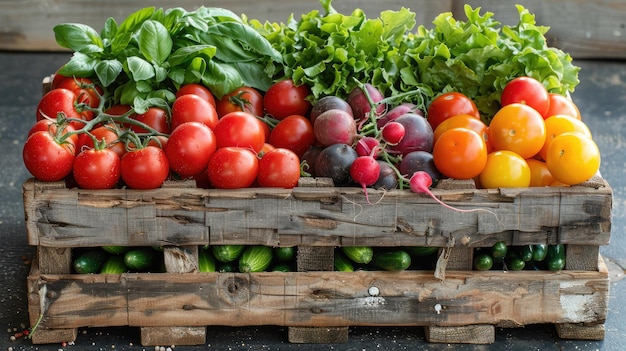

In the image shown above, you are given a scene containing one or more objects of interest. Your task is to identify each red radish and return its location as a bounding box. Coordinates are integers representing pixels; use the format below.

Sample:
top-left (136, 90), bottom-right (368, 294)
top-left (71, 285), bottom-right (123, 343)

top-left (313, 109), bottom-right (357, 146)
top-left (347, 83), bottom-right (386, 121)
top-left (409, 171), bottom-right (499, 219)
top-left (350, 155), bottom-right (380, 204)
top-left (381, 121), bottom-right (406, 145)
top-left (377, 102), bottom-right (422, 128)
top-left (355, 136), bottom-right (381, 158)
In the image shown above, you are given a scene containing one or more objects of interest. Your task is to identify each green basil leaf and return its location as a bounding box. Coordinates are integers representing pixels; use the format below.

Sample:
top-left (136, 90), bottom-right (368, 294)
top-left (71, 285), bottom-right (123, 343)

top-left (127, 56), bottom-right (155, 81)
top-left (167, 45), bottom-right (216, 67)
top-left (94, 59), bottom-right (123, 87)
top-left (101, 17), bottom-right (118, 40)
top-left (118, 7), bottom-right (155, 34)
top-left (206, 22), bottom-right (282, 62)
top-left (202, 61), bottom-right (243, 99)
top-left (109, 32), bottom-right (132, 56)
top-left (138, 20), bottom-right (173, 64)
top-left (154, 65), bottom-right (168, 83)
top-left (58, 52), bottom-right (98, 77)
top-left (54, 23), bottom-right (104, 54)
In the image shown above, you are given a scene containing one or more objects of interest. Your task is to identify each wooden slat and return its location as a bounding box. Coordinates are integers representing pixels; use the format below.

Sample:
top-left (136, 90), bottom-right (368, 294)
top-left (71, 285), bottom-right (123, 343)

top-left (23, 178), bottom-right (613, 248)
top-left (27, 261), bottom-right (608, 330)
top-left (0, 0), bottom-right (451, 51)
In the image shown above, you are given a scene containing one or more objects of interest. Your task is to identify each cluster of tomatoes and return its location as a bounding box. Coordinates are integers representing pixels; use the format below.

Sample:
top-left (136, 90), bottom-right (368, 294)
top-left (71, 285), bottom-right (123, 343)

top-left (23, 74), bottom-right (315, 190)
top-left (430, 76), bottom-right (600, 188)
top-left (23, 70), bottom-right (599, 192)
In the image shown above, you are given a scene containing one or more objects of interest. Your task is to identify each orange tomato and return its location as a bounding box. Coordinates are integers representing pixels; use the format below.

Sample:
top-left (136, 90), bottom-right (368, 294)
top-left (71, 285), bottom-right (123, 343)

top-left (433, 114), bottom-right (492, 152)
top-left (488, 103), bottom-right (546, 159)
top-left (545, 93), bottom-right (581, 120)
top-left (526, 158), bottom-right (555, 187)
top-left (545, 132), bottom-right (601, 185)
top-left (432, 128), bottom-right (487, 180)
top-left (538, 114), bottom-right (592, 161)
top-left (479, 150), bottom-right (531, 188)
top-left (427, 92), bottom-right (480, 131)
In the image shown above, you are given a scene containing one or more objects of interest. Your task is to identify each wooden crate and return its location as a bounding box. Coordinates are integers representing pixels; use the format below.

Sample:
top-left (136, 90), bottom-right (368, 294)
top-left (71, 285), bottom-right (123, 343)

top-left (23, 173), bottom-right (612, 346)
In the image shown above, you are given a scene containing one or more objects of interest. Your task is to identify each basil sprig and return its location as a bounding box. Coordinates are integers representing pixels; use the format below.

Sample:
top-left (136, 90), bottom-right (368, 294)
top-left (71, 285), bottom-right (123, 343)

top-left (54, 6), bottom-right (281, 113)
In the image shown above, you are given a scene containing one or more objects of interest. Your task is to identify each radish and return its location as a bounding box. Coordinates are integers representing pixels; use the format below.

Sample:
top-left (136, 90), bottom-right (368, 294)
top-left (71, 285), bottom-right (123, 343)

top-left (409, 171), bottom-right (499, 219)
top-left (350, 155), bottom-right (380, 204)
top-left (355, 136), bottom-right (380, 158)
top-left (381, 121), bottom-right (406, 145)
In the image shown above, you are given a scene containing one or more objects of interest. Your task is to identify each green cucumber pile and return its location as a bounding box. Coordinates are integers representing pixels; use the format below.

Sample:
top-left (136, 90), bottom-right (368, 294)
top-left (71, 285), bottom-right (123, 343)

top-left (72, 243), bottom-right (567, 274)
top-left (473, 241), bottom-right (566, 272)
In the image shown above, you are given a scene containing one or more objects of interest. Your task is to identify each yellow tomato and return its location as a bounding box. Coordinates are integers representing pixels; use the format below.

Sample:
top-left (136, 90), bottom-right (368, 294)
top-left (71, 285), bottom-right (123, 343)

top-left (538, 114), bottom-right (592, 161)
top-left (545, 132), bottom-right (601, 185)
top-left (489, 103), bottom-right (546, 159)
top-left (479, 150), bottom-right (531, 188)
top-left (526, 158), bottom-right (555, 187)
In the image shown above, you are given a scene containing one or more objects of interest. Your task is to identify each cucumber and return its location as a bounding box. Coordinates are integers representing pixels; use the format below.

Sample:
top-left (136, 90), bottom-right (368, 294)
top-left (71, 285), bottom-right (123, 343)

top-left (124, 248), bottom-right (155, 271)
top-left (546, 244), bottom-right (566, 271)
top-left (505, 253), bottom-right (526, 271)
top-left (198, 250), bottom-right (216, 272)
top-left (532, 244), bottom-right (548, 262)
top-left (371, 250), bottom-right (411, 271)
top-left (218, 262), bottom-right (238, 272)
top-left (341, 246), bottom-right (373, 264)
top-left (491, 241), bottom-right (508, 260)
top-left (274, 246), bottom-right (296, 263)
top-left (404, 246), bottom-right (439, 257)
top-left (515, 245), bottom-right (534, 262)
top-left (212, 245), bottom-right (245, 263)
top-left (101, 246), bottom-right (129, 255)
top-left (271, 263), bottom-right (293, 272)
top-left (334, 250), bottom-right (355, 272)
top-left (73, 250), bottom-right (107, 274)
top-left (239, 246), bottom-right (273, 272)
top-left (99, 255), bottom-right (127, 274)
top-left (473, 253), bottom-right (493, 271)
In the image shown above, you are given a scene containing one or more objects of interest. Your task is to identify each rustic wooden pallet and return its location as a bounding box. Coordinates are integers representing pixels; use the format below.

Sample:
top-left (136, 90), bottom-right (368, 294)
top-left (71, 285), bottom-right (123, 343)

top-left (23, 175), bottom-right (612, 345)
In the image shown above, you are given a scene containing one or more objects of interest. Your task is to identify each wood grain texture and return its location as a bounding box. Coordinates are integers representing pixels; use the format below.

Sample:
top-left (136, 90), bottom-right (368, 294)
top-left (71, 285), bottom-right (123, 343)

top-left (22, 177), bottom-right (613, 248)
top-left (27, 257), bottom-right (609, 331)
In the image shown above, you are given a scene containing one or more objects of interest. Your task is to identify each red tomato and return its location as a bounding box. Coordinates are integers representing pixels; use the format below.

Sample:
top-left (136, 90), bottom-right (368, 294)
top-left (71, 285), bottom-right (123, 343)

top-left (257, 148), bottom-right (301, 188)
top-left (426, 92), bottom-right (480, 131)
top-left (269, 115), bottom-right (315, 158)
top-left (131, 107), bottom-right (171, 134)
top-left (213, 111), bottom-right (266, 153)
top-left (501, 76), bottom-right (550, 117)
top-left (76, 125), bottom-right (125, 158)
top-left (73, 148), bottom-right (121, 189)
top-left (23, 130), bottom-right (75, 182)
top-left (37, 88), bottom-right (89, 130)
top-left (545, 93), bottom-right (582, 120)
top-left (120, 146), bottom-right (170, 189)
top-left (55, 77), bottom-right (102, 113)
top-left (176, 83), bottom-right (216, 107)
top-left (216, 86), bottom-right (264, 117)
top-left (165, 122), bottom-right (217, 177)
top-left (28, 119), bottom-right (78, 146)
top-left (171, 94), bottom-right (218, 130)
top-left (264, 79), bottom-right (311, 120)
top-left (207, 147), bottom-right (258, 189)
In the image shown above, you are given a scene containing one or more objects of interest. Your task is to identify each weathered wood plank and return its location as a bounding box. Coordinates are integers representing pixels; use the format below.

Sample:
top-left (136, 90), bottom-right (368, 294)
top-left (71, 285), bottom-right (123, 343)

top-left (28, 259), bottom-right (608, 330)
top-left (23, 177), bottom-right (613, 248)
top-left (140, 326), bottom-right (207, 346)
top-left (0, 0), bottom-right (451, 51)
